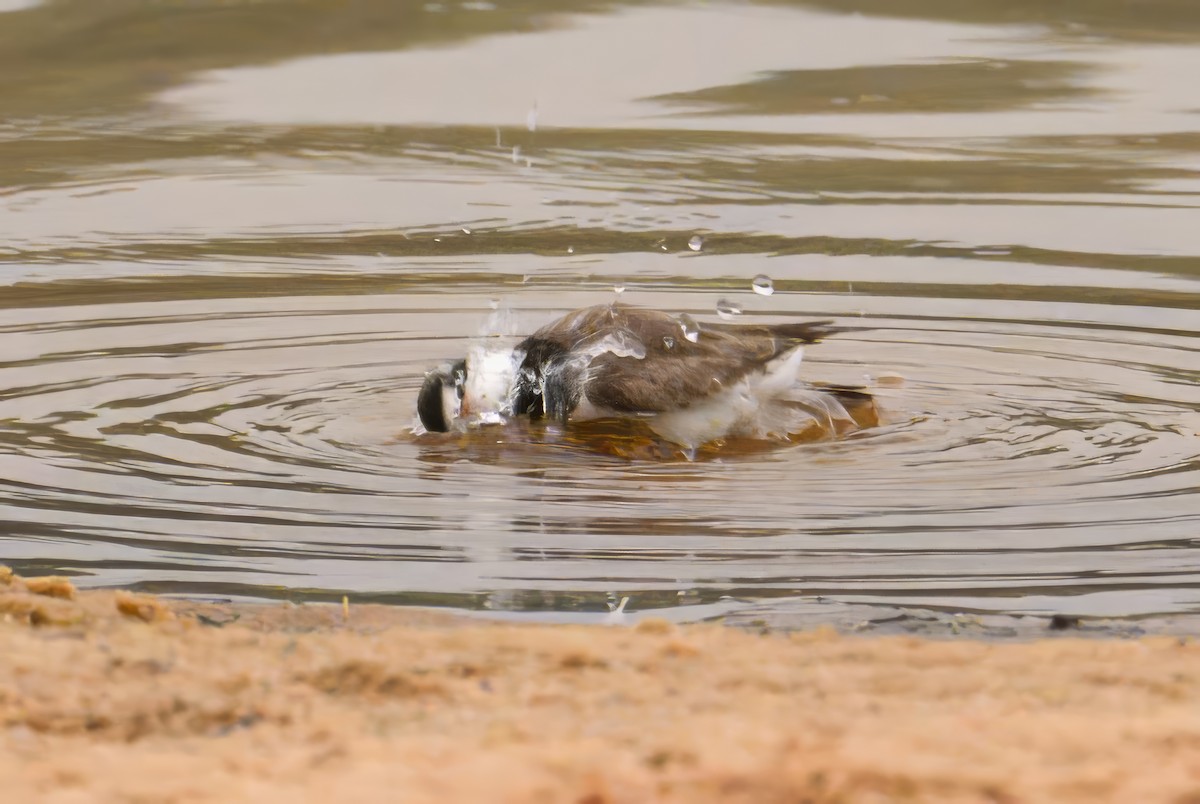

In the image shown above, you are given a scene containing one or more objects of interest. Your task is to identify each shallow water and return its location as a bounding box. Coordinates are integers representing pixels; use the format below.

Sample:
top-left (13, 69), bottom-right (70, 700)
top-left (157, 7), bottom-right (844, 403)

top-left (1, 0), bottom-right (1197, 630)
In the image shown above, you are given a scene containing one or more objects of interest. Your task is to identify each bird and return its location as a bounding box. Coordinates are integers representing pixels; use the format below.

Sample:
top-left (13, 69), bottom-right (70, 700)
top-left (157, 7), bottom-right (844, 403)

top-left (416, 303), bottom-right (873, 450)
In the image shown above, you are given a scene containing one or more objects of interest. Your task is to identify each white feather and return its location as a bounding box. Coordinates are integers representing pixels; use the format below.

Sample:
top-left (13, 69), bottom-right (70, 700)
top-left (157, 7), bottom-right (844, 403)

top-left (647, 347), bottom-right (851, 449)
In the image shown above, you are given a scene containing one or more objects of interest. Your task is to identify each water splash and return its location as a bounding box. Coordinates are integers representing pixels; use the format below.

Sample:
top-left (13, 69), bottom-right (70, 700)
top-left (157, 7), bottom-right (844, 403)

top-left (482, 299), bottom-right (518, 336)
top-left (579, 328), bottom-right (647, 360)
top-left (678, 313), bottom-right (701, 343)
top-left (716, 298), bottom-right (743, 320)
top-left (752, 275), bottom-right (775, 296)
top-left (463, 343), bottom-right (520, 423)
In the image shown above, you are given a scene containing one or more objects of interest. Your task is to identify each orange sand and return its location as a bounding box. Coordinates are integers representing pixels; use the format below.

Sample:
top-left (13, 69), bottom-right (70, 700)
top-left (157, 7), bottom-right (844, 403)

top-left (3, 566), bottom-right (1200, 803)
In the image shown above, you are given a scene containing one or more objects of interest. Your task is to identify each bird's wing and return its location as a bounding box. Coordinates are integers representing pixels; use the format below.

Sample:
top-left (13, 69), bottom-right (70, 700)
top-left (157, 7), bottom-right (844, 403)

top-left (583, 348), bottom-right (754, 412)
top-left (580, 307), bottom-right (811, 413)
top-left (523, 304), bottom-right (843, 415)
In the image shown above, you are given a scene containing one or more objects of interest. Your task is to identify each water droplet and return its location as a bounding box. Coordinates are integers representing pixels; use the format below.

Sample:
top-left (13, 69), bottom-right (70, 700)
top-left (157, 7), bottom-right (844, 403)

top-left (494, 127), bottom-right (502, 147)
top-left (716, 298), bottom-right (742, 320)
top-left (688, 235), bottom-right (704, 252)
top-left (511, 145), bottom-right (520, 164)
top-left (566, 246), bottom-right (574, 254)
top-left (526, 104), bottom-right (538, 132)
top-left (433, 237), bottom-right (442, 242)
top-left (678, 314), bottom-right (700, 343)
top-left (662, 336), bottom-right (675, 350)
top-left (600, 329), bottom-right (646, 359)
top-left (752, 274), bottom-right (774, 296)
top-left (461, 226), bottom-right (472, 235)
top-left (613, 283), bottom-right (625, 295)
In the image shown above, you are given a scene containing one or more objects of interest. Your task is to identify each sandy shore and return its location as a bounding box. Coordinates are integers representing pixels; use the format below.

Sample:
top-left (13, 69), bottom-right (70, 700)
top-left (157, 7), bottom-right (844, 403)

top-left (3, 567), bottom-right (1200, 803)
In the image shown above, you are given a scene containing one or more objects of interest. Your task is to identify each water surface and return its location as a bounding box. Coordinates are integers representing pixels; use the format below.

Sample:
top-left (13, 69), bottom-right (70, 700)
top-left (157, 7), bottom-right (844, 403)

top-left (1, 0), bottom-right (1197, 632)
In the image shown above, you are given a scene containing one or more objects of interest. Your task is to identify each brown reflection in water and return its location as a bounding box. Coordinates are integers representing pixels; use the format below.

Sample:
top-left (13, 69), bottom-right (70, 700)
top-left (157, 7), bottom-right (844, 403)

top-left (1, 241), bottom-right (1195, 316)
top-left (653, 60), bottom-right (1098, 116)
top-left (791, 0), bottom-right (1200, 43)
top-left (4, 124), bottom-right (1196, 198)
top-left (408, 390), bottom-right (880, 464)
top-left (2, 0), bottom-right (1198, 124)
top-left (0, 0), bottom-right (630, 117)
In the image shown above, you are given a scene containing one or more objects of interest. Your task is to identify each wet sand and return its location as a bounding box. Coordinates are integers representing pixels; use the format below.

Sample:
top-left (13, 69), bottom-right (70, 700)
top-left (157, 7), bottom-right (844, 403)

top-left (4, 567), bottom-right (1200, 803)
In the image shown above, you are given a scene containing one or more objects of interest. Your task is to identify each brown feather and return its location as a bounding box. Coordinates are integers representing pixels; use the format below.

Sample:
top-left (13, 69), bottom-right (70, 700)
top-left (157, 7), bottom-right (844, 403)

top-left (520, 304), bottom-right (843, 414)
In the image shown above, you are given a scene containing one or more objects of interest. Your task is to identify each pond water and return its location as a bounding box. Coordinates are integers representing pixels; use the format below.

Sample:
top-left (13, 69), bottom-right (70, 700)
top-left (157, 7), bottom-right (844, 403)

top-left (1, 0), bottom-right (1197, 632)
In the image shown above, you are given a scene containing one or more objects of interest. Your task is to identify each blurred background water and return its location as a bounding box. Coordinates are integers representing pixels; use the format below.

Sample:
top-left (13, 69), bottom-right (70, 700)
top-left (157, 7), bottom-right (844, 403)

top-left (0, 0), bottom-right (1197, 632)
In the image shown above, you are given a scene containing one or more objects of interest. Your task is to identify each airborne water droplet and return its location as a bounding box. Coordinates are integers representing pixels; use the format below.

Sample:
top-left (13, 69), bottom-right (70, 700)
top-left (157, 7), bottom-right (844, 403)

top-left (567, 246), bottom-right (574, 254)
top-left (613, 283), bottom-right (626, 295)
top-left (716, 298), bottom-right (742, 320)
top-left (752, 274), bottom-right (774, 296)
top-left (678, 314), bottom-right (700, 343)
top-left (461, 227), bottom-right (472, 235)
top-left (688, 235), bottom-right (704, 252)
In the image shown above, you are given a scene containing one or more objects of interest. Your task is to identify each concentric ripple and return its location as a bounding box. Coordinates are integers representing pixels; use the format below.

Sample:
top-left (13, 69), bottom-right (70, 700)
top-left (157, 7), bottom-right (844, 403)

top-left (2, 280), bottom-right (1196, 625)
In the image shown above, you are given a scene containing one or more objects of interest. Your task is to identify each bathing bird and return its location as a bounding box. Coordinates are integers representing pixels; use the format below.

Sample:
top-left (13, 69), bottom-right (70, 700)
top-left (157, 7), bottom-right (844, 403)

top-left (417, 303), bottom-right (870, 449)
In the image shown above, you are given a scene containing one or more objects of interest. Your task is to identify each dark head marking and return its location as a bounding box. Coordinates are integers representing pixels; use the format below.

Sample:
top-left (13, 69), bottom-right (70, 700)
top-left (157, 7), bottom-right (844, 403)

top-left (542, 353), bottom-right (585, 425)
top-left (511, 339), bottom-right (571, 419)
top-left (417, 359), bottom-right (466, 433)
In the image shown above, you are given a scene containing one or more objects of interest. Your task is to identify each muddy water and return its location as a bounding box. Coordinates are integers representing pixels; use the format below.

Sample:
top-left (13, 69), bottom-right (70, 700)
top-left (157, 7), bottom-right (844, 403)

top-left (1, 1), bottom-right (1197, 630)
